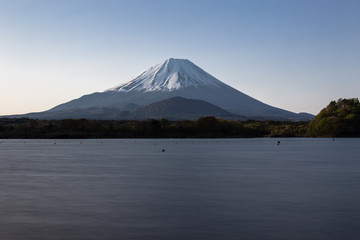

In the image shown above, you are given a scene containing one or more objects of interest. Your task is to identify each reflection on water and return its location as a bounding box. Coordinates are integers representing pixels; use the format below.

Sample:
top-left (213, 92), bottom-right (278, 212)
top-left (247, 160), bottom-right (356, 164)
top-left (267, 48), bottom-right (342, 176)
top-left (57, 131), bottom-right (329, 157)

top-left (0, 138), bottom-right (360, 240)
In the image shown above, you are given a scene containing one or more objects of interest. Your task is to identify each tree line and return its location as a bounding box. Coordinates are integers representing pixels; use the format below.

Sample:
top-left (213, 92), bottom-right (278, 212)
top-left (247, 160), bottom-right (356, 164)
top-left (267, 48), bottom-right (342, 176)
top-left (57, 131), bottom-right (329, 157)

top-left (0, 117), bottom-right (308, 139)
top-left (1, 98), bottom-right (359, 138)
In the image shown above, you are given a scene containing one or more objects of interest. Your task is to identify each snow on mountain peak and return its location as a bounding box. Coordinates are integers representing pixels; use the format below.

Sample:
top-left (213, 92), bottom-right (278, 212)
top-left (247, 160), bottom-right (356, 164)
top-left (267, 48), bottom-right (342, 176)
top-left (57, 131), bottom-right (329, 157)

top-left (107, 58), bottom-right (225, 92)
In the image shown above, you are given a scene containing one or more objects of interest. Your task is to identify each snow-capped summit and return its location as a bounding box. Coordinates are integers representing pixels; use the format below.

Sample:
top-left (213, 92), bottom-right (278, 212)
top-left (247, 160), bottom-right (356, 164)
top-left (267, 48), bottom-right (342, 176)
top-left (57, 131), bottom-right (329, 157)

top-left (107, 58), bottom-right (224, 92)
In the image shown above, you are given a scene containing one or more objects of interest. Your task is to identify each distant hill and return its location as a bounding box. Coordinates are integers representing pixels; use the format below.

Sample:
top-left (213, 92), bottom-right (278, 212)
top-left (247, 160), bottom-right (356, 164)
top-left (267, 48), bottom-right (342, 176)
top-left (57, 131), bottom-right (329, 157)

top-left (307, 98), bottom-right (360, 137)
top-left (131, 97), bottom-right (241, 120)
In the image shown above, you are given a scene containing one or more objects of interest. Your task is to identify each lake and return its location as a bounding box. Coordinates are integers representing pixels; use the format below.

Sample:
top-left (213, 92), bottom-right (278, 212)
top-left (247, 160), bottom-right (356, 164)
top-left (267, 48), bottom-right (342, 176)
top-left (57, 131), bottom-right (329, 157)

top-left (0, 138), bottom-right (359, 240)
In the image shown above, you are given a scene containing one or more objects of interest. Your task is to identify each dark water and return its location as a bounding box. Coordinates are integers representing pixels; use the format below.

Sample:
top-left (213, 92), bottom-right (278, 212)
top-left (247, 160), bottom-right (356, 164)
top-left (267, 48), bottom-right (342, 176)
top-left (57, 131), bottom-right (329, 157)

top-left (0, 138), bottom-right (359, 240)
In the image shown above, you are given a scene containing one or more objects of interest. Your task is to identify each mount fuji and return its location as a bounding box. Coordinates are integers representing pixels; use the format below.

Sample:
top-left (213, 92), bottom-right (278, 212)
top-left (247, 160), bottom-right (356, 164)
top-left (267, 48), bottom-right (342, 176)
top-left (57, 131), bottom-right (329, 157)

top-left (7, 58), bottom-right (313, 120)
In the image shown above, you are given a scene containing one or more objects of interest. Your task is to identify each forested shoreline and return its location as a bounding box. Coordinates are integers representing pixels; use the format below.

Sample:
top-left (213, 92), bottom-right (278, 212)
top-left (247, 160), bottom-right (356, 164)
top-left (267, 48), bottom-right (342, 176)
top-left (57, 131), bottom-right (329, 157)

top-left (1, 98), bottom-right (359, 138)
top-left (0, 117), bottom-right (308, 139)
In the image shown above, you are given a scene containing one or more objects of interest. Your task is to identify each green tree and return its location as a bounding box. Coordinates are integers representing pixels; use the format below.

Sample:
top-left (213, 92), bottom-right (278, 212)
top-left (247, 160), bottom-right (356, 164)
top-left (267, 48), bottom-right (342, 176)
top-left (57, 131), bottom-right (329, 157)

top-left (307, 98), bottom-right (360, 137)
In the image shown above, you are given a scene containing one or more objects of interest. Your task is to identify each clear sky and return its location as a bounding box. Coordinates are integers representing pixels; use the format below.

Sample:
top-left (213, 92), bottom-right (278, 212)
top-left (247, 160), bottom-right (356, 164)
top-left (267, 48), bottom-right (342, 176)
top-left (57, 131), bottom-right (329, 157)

top-left (1, 0), bottom-right (359, 115)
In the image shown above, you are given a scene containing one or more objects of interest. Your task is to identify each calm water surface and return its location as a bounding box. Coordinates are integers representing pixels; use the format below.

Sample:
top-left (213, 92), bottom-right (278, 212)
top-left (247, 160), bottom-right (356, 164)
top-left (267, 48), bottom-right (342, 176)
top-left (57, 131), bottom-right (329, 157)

top-left (0, 138), bottom-right (359, 239)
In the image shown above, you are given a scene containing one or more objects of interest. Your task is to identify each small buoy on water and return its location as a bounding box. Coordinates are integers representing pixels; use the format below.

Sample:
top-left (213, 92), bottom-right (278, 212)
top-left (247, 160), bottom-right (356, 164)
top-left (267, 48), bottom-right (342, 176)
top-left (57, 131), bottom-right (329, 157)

top-left (162, 149), bottom-right (165, 152)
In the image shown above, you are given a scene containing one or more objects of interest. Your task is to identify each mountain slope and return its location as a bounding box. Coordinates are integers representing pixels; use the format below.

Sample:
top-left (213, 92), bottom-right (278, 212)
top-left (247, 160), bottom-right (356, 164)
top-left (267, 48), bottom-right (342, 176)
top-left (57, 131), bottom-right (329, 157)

top-left (6, 107), bottom-right (128, 120)
top-left (6, 97), bottom-right (240, 120)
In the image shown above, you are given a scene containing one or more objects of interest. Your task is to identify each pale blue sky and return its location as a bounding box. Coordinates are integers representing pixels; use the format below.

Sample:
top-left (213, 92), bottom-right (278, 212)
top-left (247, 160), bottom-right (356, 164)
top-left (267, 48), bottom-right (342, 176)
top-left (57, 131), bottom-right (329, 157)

top-left (1, 0), bottom-right (359, 115)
